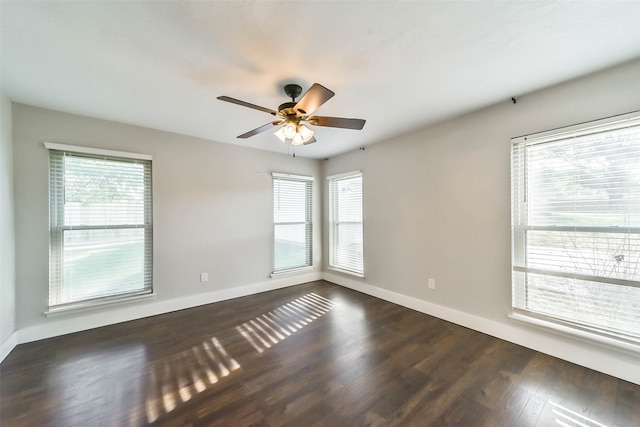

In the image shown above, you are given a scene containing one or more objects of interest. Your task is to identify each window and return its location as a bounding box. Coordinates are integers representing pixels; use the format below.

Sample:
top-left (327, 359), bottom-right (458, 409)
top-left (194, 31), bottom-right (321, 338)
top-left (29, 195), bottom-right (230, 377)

top-left (272, 173), bottom-right (313, 274)
top-left (511, 112), bottom-right (640, 344)
top-left (328, 171), bottom-right (363, 276)
top-left (47, 143), bottom-right (153, 311)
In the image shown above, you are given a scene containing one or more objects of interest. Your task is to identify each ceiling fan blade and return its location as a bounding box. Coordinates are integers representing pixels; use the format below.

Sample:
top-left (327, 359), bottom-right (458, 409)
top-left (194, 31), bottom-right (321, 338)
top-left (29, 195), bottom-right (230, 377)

top-left (217, 96), bottom-right (277, 116)
top-left (307, 116), bottom-right (366, 130)
top-left (294, 83), bottom-right (335, 116)
top-left (303, 136), bottom-right (317, 145)
top-left (237, 121), bottom-right (283, 139)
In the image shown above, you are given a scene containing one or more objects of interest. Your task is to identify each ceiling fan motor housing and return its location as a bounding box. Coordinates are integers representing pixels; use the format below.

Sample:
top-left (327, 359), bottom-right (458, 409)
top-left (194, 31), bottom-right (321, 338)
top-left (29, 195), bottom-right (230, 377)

top-left (278, 101), bottom-right (298, 116)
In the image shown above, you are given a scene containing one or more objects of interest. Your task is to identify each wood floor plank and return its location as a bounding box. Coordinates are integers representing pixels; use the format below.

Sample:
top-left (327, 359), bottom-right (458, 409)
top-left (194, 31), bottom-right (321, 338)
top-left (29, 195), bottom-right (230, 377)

top-left (481, 351), bottom-right (549, 426)
top-left (1, 280), bottom-right (638, 426)
top-left (614, 380), bottom-right (640, 427)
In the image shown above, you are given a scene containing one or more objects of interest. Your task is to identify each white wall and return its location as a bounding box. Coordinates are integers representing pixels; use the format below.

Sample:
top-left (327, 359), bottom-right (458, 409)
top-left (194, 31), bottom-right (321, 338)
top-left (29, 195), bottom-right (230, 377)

top-left (12, 104), bottom-right (322, 343)
top-left (0, 93), bottom-right (17, 360)
top-left (323, 58), bottom-right (640, 384)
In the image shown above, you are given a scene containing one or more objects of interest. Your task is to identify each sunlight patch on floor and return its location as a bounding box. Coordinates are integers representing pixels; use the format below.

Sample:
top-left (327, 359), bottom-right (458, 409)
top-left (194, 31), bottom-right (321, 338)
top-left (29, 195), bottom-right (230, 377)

top-left (145, 337), bottom-right (240, 423)
top-left (237, 293), bottom-right (335, 354)
top-left (145, 293), bottom-right (334, 423)
top-left (550, 401), bottom-right (608, 427)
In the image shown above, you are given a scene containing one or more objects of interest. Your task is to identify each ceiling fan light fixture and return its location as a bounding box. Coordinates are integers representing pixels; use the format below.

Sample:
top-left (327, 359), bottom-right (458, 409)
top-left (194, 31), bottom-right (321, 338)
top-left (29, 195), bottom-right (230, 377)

top-left (292, 132), bottom-right (305, 146)
top-left (274, 121), bottom-right (314, 146)
top-left (274, 126), bottom-right (287, 143)
top-left (283, 122), bottom-right (297, 139)
top-left (298, 124), bottom-right (314, 143)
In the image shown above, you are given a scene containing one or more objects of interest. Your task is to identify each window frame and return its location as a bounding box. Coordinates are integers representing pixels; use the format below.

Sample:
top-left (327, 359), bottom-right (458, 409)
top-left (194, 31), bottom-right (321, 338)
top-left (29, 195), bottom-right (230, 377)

top-left (45, 142), bottom-right (154, 314)
top-left (510, 111), bottom-right (640, 346)
top-left (271, 172), bottom-right (314, 276)
top-left (328, 170), bottom-right (364, 277)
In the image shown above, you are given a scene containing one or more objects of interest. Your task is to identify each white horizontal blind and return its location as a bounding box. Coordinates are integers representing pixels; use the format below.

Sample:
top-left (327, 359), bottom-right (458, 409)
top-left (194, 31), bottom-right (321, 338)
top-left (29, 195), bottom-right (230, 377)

top-left (329, 172), bottom-right (363, 276)
top-left (511, 112), bottom-right (640, 342)
top-left (272, 174), bottom-right (313, 273)
top-left (49, 148), bottom-right (153, 308)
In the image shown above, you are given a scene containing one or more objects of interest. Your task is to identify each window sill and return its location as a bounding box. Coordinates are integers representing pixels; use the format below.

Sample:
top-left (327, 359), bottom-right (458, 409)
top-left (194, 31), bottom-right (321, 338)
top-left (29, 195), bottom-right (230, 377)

top-left (327, 266), bottom-right (365, 279)
top-left (508, 311), bottom-right (640, 356)
top-left (270, 266), bottom-right (314, 279)
top-left (45, 292), bottom-right (156, 317)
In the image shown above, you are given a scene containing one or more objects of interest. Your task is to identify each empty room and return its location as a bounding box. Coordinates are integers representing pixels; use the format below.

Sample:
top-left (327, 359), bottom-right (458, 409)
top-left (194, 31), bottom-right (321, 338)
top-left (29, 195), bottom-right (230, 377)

top-left (1, 1), bottom-right (640, 426)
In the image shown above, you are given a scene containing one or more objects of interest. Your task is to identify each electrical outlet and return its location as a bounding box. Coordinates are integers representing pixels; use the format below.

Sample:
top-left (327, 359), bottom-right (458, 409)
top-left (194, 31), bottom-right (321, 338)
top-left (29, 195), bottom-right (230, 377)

top-left (428, 278), bottom-right (436, 289)
top-left (200, 272), bottom-right (208, 282)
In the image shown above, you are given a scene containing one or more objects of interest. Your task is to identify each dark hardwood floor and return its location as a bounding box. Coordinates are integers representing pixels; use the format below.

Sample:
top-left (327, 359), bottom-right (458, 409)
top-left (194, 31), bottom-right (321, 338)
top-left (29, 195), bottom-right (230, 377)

top-left (1, 280), bottom-right (639, 426)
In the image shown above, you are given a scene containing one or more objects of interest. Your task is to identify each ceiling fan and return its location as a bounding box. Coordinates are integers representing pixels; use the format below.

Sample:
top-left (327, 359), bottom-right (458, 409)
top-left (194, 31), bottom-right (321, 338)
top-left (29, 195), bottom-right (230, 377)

top-left (217, 83), bottom-right (366, 146)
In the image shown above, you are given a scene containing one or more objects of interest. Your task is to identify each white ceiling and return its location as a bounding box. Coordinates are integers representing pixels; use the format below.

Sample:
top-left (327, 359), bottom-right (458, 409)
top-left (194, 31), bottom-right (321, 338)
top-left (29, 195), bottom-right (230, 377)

top-left (2, 1), bottom-right (640, 159)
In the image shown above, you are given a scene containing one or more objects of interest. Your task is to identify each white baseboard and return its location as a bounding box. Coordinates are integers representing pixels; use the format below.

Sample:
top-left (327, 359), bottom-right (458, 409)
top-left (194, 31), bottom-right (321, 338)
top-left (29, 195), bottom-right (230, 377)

top-left (17, 271), bottom-right (322, 345)
top-left (1, 331), bottom-right (18, 363)
top-left (322, 271), bottom-right (640, 386)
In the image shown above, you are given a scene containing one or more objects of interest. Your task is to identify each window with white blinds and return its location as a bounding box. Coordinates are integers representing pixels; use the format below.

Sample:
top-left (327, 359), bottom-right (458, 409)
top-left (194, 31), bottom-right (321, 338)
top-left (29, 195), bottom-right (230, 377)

top-left (511, 111), bottom-right (640, 344)
top-left (47, 143), bottom-right (153, 310)
top-left (272, 173), bottom-right (313, 274)
top-left (328, 171), bottom-right (364, 276)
